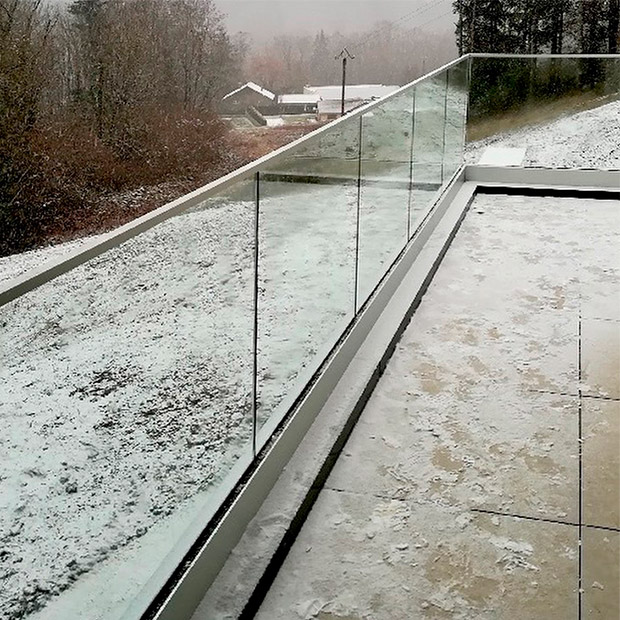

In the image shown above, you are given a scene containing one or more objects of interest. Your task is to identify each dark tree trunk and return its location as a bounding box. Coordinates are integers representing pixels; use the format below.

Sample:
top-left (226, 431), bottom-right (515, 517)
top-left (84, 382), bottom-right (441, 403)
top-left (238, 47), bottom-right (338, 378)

top-left (609, 0), bottom-right (619, 53)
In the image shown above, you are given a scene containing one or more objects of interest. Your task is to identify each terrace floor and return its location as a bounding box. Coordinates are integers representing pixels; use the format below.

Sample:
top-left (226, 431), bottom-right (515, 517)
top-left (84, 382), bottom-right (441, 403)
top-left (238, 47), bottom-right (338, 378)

top-left (255, 193), bottom-right (620, 619)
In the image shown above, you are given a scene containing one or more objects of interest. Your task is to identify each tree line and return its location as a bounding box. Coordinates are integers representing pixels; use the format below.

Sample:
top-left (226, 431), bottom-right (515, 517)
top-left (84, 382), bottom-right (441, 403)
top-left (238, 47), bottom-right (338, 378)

top-left (453, 1), bottom-right (620, 120)
top-left (0, 0), bottom-right (244, 255)
top-left (454, 0), bottom-right (619, 54)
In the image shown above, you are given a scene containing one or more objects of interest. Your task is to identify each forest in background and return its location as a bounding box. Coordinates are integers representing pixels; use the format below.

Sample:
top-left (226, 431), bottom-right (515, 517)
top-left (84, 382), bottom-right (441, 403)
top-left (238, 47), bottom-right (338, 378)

top-left (454, 0), bottom-right (619, 55)
top-left (1, 0), bottom-right (250, 255)
top-left (453, 1), bottom-right (620, 122)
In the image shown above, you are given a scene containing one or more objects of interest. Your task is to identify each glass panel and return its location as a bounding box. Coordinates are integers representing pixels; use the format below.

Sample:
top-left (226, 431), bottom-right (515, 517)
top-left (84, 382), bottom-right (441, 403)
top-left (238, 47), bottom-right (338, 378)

top-left (357, 88), bottom-right (414, 307)
top-left (411, 71), bottom-right (448, 234)
top-left (0, 180), bottom-right (256, 619)
top-left (468, 56), bottom-right (620, 168)
top-left (443, 60), bottom-right (469, 181)
top-left (256, 118), bottom-right (360, 446)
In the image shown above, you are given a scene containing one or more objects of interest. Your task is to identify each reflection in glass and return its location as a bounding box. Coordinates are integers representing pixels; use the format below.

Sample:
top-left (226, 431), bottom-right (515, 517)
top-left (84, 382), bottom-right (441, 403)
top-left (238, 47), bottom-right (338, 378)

top-left (411, 71), bottom-right (449, 233)
top-left (468, 56), bottom-right (620, 156)
top-left (444, 61), bottom-right (469, 181)
top-left (357, 88), bottom-right (414, 307)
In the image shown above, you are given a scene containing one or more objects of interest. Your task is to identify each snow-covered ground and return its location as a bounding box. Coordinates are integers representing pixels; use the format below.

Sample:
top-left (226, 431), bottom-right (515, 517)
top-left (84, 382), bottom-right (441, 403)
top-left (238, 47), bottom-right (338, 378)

top-left (466, 99), bottom-right (620, 169)
top-left (0, 234), bottom-right (110, 287)
top-left (0, 97), bottom-right (617, 619)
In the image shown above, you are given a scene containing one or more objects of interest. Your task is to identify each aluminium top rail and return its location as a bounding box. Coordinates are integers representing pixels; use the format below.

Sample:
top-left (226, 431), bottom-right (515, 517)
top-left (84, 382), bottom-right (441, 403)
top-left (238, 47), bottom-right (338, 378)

top-left (470, 53), bottom-right (620, 59)
top-left (0, 55), bottom-right (467, 308)
top-left (2, 52), bottom-right (618, 307)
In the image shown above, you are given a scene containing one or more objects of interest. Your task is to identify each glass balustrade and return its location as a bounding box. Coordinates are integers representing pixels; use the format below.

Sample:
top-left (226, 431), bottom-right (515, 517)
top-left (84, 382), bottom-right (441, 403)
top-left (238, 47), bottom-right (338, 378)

top-left (410, 70), bottom-right (450, 235)
top-left (357, 88), bottom-right (414, 307)
top-left (255, 118), bottom-right (360, 447)
top-left (444, 60), bottom-right (470, 180)
top-left (0, 181), bottom-right (256, 620)
top-left (0, 56), bottom-right (474, 620)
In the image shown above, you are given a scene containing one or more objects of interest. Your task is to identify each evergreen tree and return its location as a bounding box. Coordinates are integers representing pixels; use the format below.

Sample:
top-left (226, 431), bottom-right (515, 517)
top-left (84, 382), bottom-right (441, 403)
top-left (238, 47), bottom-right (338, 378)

top-left (454, 0), bottom-right (513, 54)
top-left (454, 0), bottom-right (619, 54)
top-left (610, 0), bottom-right (620, 52)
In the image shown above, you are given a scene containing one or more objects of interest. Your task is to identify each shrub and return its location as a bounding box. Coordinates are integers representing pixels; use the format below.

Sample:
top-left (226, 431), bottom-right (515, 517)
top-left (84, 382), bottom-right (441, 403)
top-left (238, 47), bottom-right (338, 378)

top-left (0, 109), bottom-right (229, 257)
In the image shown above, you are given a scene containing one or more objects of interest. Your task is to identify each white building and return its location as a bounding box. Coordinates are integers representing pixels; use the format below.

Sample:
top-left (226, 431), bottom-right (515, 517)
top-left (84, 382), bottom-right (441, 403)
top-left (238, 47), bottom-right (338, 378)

top-left (304, 84), bottom-right (401, 100)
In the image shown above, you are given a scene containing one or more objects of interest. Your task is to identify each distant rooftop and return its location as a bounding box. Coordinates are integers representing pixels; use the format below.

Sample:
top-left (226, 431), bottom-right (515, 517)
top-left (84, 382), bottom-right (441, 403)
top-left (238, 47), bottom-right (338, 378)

top-left (222, 81), bottom-right (276, 101)
top-left (278, 94), bottom-right (321, 104)
top-left (317, 98), bottom-right (366, 115)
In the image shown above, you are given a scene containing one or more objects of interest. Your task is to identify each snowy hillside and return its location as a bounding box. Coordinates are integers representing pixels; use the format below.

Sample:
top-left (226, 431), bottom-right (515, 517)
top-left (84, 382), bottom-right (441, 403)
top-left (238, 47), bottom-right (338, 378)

top-left (466, 99), bottom-right (620, 169)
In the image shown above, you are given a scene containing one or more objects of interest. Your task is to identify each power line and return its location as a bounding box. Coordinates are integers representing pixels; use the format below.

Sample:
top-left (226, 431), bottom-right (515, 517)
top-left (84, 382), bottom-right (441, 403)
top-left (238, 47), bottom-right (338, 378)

top-left (341, 0), bottom-right (433, 52)
top-left (352, 7), bottom-right (457, 75)
top-left (352, 0), bottom-right (438, 46)
top-left (352, 0), bottom-right (441, 52)
top-left (330, 0), bottom-right (455, 92)
top-left (391, 7), bottom-right (457, 42)
top-left (351, 0), bottom-right (453, 53)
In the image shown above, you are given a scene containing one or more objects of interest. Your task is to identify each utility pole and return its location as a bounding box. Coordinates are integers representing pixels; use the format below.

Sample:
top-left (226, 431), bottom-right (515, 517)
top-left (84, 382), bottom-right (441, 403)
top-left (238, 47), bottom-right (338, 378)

top-left (335, 47), bottom-right (355, 117)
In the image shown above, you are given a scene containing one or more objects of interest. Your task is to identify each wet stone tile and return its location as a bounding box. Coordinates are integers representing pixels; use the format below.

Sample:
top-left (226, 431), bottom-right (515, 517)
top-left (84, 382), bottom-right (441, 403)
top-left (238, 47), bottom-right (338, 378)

top-left (256, 490), bottom-right (578, 620)
top-left (582, 528), bottom-right (619, 620)
top-left (328, 385), bottom-right (579, 524)
top-left (395, 300), bottom-right (580, 397)
top-left (581, 319), bottom-right (620, 399)
top-left (580, 267), bottom-right (620, 322)
top-left (582, 398), bottom-right (620, 529)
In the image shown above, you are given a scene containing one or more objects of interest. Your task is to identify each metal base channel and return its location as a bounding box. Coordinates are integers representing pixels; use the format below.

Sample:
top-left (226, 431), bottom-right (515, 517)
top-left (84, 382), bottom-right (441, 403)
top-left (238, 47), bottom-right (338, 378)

top-left (146, 168), bottom-right (470, 620)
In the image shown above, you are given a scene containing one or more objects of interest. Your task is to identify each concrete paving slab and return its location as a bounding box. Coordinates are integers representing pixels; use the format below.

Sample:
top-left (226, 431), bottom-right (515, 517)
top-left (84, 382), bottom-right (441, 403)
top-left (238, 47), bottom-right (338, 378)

top-left (382, 194), bottom-right (583, 396)
top-left (582, 398), bottom-right (620, 529)
top-left (579, 200), bottom-right (620, 321)
top-left (420, 197), bottom-right (584, 318)
top-left (256, 490), bottom-right (578, 620)
top-left (580, 285), bottom-right (620, 322)
top-left (327, 387), bottom-right (579, 523)
top-left (582, 319), bottom-right (620, 399)
top-left (582, 528), bottom-right (620, 620)
top-left (398, 307), bottom-right (580, 395)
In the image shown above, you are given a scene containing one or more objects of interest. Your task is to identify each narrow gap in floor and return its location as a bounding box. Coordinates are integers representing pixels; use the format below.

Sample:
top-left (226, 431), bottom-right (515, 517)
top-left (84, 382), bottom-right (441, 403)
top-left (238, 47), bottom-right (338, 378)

top-left (470, 508), bottom-right (580, 528)
top-left (578, 307), bottom-right (584, 620)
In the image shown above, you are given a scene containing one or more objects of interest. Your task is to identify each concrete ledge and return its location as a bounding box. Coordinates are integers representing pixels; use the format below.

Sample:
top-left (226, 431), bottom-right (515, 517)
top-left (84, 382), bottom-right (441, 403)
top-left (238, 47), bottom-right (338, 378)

top-left (466, 165), bottom-right (620, 192)
top-left (478, 147), bottom-right (526, 166)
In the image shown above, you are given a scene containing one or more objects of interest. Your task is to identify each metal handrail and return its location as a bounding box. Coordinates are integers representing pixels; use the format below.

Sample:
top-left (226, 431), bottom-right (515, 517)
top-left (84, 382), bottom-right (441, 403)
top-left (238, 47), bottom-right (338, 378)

top-left (0, 55), bottom-right (468, 307)
top-left (2, 51), bottom-right (619, 307)
top-left (470, 53), bottom-right (620, 59)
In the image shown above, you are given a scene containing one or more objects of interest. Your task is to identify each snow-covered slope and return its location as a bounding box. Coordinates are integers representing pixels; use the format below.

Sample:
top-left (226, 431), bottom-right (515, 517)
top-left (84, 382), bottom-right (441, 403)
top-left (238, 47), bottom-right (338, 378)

top-left (466, 99), bottom-right (620, 169)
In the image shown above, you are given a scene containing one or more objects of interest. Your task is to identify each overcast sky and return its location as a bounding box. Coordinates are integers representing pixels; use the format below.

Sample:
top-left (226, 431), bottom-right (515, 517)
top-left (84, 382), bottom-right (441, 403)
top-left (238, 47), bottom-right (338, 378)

top-left (217, 0), bottom-right (456, 42)
top-left (51, 0), bottom-right (457, 45)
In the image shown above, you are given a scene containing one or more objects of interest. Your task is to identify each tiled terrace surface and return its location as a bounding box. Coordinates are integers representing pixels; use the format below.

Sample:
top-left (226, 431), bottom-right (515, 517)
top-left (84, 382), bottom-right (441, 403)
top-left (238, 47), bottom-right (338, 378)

top-left (255, 194), bottom-right (620, 619)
